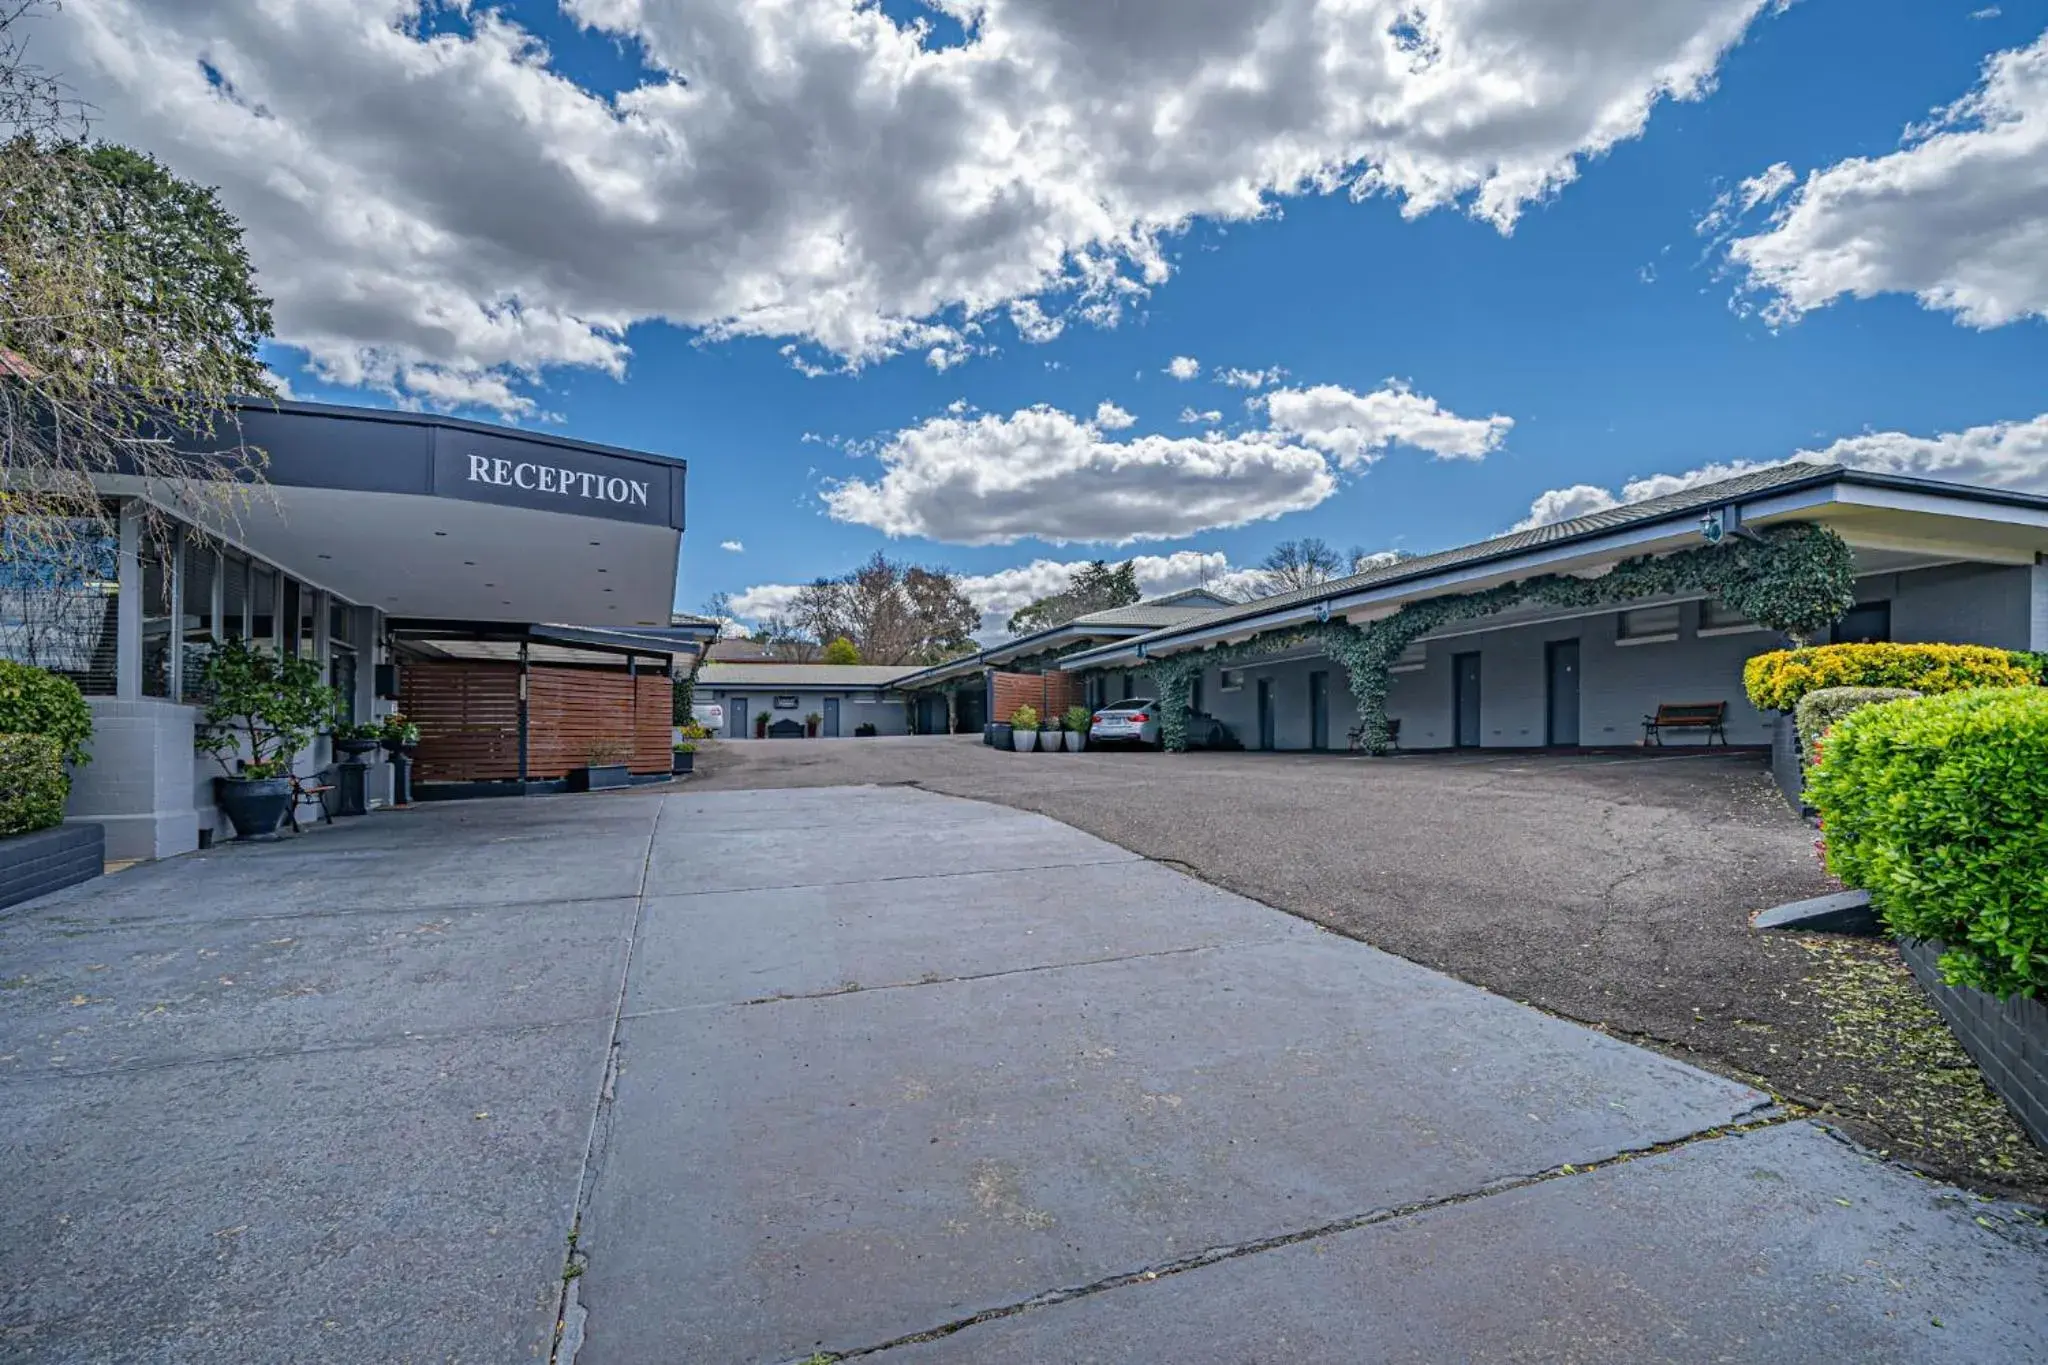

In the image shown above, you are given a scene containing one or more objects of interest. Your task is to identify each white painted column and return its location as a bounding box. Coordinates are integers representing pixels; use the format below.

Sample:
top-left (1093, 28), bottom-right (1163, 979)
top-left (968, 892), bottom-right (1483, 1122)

top-left (115, 501), bottom-right (142, 700)
top-left (2031, 556), bottom-right (2048, 652)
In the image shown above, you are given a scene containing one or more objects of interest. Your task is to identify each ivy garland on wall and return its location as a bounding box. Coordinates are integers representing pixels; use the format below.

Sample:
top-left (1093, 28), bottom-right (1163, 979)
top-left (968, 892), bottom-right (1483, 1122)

top-left (1137, 523), bottom-right (1856, 753)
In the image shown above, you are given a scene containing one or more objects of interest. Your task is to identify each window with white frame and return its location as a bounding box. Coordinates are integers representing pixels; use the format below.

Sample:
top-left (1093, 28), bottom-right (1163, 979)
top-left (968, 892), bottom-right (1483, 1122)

top-left (1617, 603), bottom-right (1682, 643)
top-left (1698, 599), bottom-right (1763, 634)
top-left (1219, 668), bottom-right (1244, 692)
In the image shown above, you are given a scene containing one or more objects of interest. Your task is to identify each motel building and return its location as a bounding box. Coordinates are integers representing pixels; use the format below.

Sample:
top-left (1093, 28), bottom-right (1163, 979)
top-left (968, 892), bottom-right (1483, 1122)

top-left (1054, 464), bottom-right (2048, 760)
top-left (9, 398), bottom-right (711, 863)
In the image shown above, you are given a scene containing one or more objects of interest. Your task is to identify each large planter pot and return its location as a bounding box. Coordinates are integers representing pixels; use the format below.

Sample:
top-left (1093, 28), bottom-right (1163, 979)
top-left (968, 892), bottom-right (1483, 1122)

top-left (1064, 731), bottom-right (1083, 752)
top-left (991, 723), bottom-right (1013, 751)
top-left (569, 763), bottom-right (632, 792)
top-left (1014, 729), bottom-right (1038, 752)
top-left (335, 738), bottom-right (381, 761)
top-left (215, 776), bottom-right (293, 841)
top-left (672, 749), bottom-right (695, 775)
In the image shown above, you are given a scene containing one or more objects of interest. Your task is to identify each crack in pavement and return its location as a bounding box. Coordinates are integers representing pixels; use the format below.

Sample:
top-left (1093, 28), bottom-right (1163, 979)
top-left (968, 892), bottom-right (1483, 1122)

top-left (618, 935), bottom-right (1304, 1018)
top-left (800, 1102), bottom-right (1795, 1364)
top-left (551, 796), bottom-right (666, 1365)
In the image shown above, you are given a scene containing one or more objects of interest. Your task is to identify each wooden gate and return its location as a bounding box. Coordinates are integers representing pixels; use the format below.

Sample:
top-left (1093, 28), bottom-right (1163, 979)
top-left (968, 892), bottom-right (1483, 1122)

top-left (401, 660), bottom-right (673, 783)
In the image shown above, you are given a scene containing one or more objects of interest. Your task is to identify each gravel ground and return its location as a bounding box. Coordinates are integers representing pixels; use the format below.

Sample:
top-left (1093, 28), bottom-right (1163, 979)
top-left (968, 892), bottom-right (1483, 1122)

top-left (690, 735), bottom-right (2048, 1200)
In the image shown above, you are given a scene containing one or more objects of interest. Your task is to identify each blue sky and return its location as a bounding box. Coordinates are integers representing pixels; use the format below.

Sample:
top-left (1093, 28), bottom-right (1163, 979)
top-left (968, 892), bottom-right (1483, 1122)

top-left (52, 0), bottom-right (2048, 630)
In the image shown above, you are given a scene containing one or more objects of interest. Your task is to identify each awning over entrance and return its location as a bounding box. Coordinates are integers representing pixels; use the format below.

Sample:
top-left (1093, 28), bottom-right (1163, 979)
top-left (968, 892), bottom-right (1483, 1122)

top-left (122, 398), bottom-right (688, 627)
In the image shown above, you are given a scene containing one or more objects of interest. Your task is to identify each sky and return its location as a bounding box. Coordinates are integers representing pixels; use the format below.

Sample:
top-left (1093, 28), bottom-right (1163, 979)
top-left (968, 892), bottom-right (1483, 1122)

top-left (38, 0), bottom-right (2048, 636)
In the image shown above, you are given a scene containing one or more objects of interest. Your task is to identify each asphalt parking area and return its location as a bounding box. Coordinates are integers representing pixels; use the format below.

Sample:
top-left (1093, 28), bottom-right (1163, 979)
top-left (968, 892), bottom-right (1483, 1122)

top-left (693, 738), bottom-right (2048, 1196)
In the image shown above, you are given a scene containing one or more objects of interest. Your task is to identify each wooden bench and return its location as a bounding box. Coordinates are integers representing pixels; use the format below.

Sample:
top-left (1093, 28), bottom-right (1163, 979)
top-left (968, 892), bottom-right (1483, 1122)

top-left (1642, 702), bottom-right (1728, 747)
top-left (287, 773), bottom-right (334, 833)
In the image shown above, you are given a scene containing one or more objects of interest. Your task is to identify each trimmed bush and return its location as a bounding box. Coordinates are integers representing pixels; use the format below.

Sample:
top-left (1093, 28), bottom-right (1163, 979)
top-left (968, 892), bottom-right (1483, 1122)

top-left (1807, 688), bottom-right (2048, 999)
top-left (1009, 704), bottom-right (1039, 731)
top-left (1744, 642), bottom-right (2035, 713)
top-left (1794, 686), bottom-right (1919, 763)
top-left (0, 661), bottom-right (93, 766)
top-left (0, 733), bottom-right (69, 836)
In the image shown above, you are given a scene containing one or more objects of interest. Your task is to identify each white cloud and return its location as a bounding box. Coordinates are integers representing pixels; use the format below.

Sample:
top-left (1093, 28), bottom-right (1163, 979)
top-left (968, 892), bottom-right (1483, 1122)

top-left (1009, 299), bottom-right (1066, 344)
top-left (1727, 32), bottom-right (2048, 328)
top-left (1093, 400), bottom-right (1137, 430)
top-left (1973, 7), bottom-right (2003, 19)
top-left (1263, 381), bottom-right (1514, 467)
top-left (728, 582), bottom-right (805, 621)
top-left (1511, 410), bottom-right (2048, 530)
top-left (823, 404), bottom-right (1336, 545)
top-left (1165, 356), bottom-right (1202, 381)
top-left (719, 540), bottom-right (745, 553)
top-left (1695, 161), bottom-right (1795, 237)
top-left (1796, 411), bottom-right (2048, 490)
top-left (48, 0), bottom-right (1778, 414)
top-left (1179, 407), bottom-right (1224, 424)
top-left (1217, 366), bottom-right (1286, 389)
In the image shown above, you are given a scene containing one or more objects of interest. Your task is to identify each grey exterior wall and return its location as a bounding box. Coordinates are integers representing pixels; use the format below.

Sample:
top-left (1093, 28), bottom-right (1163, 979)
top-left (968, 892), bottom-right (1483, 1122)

top-left (69, 699), bottom-right (207, 862)
top-left (1177, 562), bottom-right (2041, 754)
top-left (708, 688), bottom-right (911, 738)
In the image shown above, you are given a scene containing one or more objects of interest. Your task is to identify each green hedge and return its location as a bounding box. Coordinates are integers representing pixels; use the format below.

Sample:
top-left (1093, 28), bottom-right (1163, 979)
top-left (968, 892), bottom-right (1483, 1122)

top-left (1807, 688), bottom-right (2048, 999)
top-left (1744, 642), bottom-right (2036, 713)
top-left (0, 661), bottom-right (92, 766)
top-left (0, 733), bottom-right (69, 837)
top-left (1793, 686), bottom-right (1919, 763)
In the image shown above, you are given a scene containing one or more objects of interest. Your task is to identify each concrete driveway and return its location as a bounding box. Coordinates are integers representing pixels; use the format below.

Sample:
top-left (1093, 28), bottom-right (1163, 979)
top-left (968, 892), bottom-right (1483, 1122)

top-left (4, 786), bottom-right (2045, 1363)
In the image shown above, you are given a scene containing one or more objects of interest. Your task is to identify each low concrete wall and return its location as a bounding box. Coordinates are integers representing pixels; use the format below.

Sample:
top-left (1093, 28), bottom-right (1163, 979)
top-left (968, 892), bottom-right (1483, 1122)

top-left (69, 699), bottom-right (205, 862)
top-left (0, 823), bottom-right (103, 910)
top-left (1899, 939), bottom-right (2048, 1151)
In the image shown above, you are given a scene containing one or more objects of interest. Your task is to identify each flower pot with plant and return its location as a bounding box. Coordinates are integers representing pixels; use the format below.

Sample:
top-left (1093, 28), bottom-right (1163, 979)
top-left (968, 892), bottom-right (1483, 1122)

top-left (754, 710), bottom-right (770, 739)
top-left (1010, 705), bottom-right (1039, 752)
top-left (673, 720), bottom-right (706, 774)
top-left (195, 638), bottom-right (338, 841)
top-left (572, 741), bottom-right (632, 792)
top-left (333, 721), bottom-right (383, 760)
top-left (805, 711), bottom-right (822, 738)
top-left (1063, 705), bottom-right (1090, 751)
top-left (378, 712), bottom-right (421, 755)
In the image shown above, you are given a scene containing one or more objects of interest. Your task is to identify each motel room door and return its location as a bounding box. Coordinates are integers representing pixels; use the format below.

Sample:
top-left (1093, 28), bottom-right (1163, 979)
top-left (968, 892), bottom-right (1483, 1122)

top-left (1308, 671), bottom-right (1330, 750)
top-left (1545, 640), bottom-right (1581, 747)
top-left (1256, 678), bottom-right (1276, 751)
top-left (823, 697), bottom-right (840, 737)
top-left (1453, 652), bottom-right (1482, 748)
top-left (728, 697), bottom-right (748, 740)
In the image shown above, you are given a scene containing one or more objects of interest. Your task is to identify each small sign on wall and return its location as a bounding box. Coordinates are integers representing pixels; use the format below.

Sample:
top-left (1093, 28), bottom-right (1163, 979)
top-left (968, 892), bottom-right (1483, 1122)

top-left (774, 695), bottom-right (799, 709)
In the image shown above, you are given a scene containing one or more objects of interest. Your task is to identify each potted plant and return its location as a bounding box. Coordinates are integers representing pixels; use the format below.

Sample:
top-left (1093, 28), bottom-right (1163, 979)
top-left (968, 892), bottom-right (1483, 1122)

top-left (333, 720), bottom-right (383, 760)
top-left (755, 710), bottom-right (770, 739)
top-left (1063, 705), bottom-right (1091, 752)
top-left (195, 638), bottom-right (337, 841)
top-left (1011, 705), bottom-right (1039, 752)
top-left (805, 711), bottom-right (822, 738)
top-left (673, 720), bottom-right (706, 774)
top-left (379, 712), bottom-right (420, 754)
top-left (854, 722), bottom-right (878, 737)
top-left (571, 741), bottom-right (631, 792)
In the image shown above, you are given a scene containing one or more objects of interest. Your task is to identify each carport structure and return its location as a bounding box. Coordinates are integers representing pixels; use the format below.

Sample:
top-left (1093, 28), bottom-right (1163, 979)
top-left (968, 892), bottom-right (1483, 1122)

top-left (1059, 462), bottom-right (2048, 756)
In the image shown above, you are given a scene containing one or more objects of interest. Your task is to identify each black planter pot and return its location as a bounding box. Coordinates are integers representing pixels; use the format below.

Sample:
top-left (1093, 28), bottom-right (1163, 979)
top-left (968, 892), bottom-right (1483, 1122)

top-left (672, 749), bottom-right (695, 775)
top-left (216, 776), bottom-right (293, 841)
top-left (991, 722), bottom-right (1013, 752)
top-left (569, 763), bottom-right (631, 792)
top-left (335, 738), bottom-right (381, 761)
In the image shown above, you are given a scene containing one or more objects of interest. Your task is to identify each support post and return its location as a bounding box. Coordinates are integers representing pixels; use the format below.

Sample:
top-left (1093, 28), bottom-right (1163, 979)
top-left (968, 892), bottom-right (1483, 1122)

top-left (516, 641), bottom-right (530, 783)
top-left (114, 501), bottom-right (142, 699)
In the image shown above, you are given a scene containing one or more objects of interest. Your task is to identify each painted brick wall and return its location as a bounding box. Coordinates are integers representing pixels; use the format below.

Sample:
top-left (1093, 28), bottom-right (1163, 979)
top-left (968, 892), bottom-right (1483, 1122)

top-left (1899, 939), bottom-right (2048, 1150)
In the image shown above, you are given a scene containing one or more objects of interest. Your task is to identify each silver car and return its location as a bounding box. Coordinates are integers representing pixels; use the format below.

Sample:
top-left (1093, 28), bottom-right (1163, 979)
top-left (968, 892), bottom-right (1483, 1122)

top-left (1089, 699), bottom-right (1161, 748)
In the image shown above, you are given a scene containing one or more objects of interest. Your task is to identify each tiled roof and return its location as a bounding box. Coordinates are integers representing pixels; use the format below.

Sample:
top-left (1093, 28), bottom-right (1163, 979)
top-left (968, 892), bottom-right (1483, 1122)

top-left (1072, 460), bottom-right (1847, 661)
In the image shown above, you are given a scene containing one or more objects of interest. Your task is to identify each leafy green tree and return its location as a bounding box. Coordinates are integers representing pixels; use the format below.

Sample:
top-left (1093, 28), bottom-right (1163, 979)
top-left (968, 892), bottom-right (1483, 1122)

top-left (821, 636), bottom-right (861, 665)
top-left (1007, 559), bottom-right (1141, 634)
top-left (1, 1), bottom-right (274, 563)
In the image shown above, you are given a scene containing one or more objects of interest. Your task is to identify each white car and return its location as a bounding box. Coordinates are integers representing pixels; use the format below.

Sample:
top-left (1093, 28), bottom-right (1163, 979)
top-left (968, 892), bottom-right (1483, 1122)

top-left (692, 702), bottom-right (725, 732)
top-left (1089, 699), bottom-right (1161, 748)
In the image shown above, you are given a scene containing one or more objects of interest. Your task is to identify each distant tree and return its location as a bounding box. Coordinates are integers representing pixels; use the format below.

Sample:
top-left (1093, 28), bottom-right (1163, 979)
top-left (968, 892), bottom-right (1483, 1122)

top-left (1, 3), bottom-right (275, 565)
top-left (1254, 538), bottom-right (1347, 596)
top-left (776, 553), bottom-right (977, 665)
top-left (820, 636), bottom-right (861, 665)
top-left (1007, 558), bottom-right (1142, 634)
top-left (756, 613), bottom-right (821, 663)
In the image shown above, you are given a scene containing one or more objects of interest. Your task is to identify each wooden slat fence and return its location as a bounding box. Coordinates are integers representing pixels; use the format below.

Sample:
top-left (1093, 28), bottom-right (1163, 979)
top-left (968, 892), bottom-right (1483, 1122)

top-left (401, 660), bottom-right (673, 782)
